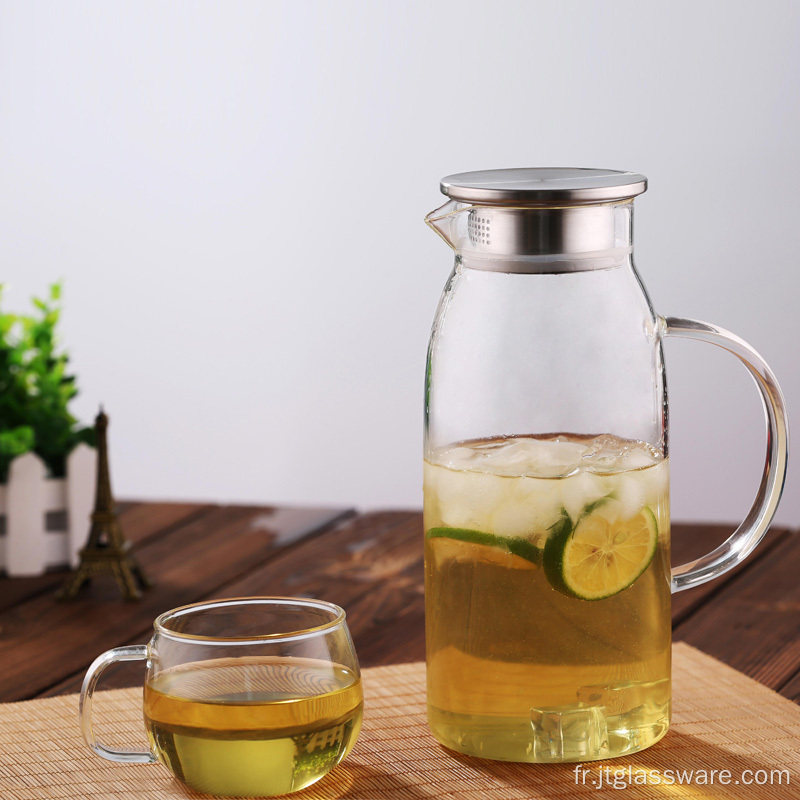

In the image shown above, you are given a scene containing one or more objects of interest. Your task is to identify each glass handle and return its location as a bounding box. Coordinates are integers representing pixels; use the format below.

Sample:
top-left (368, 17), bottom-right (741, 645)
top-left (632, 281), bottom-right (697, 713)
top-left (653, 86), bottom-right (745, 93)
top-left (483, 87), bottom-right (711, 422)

top-left (662, 316), bottom-right (789, 593)
top-left (79, 644), bottom-right (157, 764)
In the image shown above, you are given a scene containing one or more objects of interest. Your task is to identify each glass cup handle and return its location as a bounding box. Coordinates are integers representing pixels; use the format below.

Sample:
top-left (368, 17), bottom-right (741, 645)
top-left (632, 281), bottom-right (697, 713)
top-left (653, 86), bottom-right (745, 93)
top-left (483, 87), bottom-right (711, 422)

top-left (79, 644), bottom-right (157, 764)
top-left (661, 316), bottom-right (789, 594)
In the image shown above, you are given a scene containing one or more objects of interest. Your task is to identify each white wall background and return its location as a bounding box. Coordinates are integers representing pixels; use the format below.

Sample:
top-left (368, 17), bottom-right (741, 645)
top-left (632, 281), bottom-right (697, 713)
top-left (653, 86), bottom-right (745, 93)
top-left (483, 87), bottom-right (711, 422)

top-left (0, 0), bottom-right (797, 525)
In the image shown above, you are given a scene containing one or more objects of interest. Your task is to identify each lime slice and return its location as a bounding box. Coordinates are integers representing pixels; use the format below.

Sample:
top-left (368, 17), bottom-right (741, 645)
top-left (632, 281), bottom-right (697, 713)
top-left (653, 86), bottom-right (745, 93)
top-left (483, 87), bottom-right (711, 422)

top-left (427, 535), bottom-right (537, 571)
top-left (426, 527), bottom-right (542, 566)
top-left (543, 507), bottom-right (658, 600)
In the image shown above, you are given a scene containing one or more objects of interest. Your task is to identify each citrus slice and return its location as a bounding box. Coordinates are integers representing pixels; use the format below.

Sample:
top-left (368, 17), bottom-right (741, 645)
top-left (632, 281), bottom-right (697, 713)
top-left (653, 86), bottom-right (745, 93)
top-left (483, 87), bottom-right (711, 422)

top-left (543, 507), bottom-right (658, 600)
top-left (426, 527), bottom-right (542, 566)
top-left (427, 535), bottom-right (537, 571)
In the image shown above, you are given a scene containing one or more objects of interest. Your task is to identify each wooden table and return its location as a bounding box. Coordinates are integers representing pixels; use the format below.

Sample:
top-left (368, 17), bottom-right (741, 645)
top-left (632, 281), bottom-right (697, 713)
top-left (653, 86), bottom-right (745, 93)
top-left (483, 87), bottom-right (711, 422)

top-left (0, 501), bottom-right (798, 704)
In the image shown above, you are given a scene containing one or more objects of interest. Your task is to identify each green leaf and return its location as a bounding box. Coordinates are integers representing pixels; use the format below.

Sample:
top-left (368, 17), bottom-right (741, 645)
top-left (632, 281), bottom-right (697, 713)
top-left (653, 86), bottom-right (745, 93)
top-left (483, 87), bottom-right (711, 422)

top-left (0, 425), bottom-right (36, 454)
top-left (0, 426), bottom-right (36, 482)
top-left (0, 281), bottom-right (92, 479)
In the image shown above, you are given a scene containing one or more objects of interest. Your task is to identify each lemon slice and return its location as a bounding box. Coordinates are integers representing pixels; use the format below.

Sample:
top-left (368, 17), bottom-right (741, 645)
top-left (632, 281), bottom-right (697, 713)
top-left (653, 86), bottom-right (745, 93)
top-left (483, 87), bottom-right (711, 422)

top-left (426, 527), bottom-right (542, 566)
top-left (543, 508), bottom-right (658, 600)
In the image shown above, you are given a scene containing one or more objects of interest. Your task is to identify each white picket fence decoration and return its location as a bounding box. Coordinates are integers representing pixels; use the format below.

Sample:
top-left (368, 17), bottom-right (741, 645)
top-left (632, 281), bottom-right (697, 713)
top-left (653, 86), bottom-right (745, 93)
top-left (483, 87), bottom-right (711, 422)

top-left (0, 444), bottom-right (96, 576)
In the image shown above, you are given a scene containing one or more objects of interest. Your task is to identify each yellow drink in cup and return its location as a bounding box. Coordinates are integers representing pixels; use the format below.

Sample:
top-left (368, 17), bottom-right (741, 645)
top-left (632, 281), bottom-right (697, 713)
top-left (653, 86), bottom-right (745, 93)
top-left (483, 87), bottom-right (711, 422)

top-left (145, 657), bottom-right (362, 797)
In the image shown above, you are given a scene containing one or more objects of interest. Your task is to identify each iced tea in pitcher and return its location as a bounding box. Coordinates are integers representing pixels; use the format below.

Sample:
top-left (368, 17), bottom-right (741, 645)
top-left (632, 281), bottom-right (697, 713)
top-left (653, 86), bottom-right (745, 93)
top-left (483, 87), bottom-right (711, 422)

top-left (424, 434), bottom-right (670, 761)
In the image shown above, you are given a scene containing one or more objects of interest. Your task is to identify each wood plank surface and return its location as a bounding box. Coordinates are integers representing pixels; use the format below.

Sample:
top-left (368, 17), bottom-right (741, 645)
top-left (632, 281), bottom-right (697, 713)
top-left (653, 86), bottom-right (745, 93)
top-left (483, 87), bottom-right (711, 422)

top-left (670, 524), bottom-right (792, 623)
top-left (0, 501), bottom-right (214, 613)
top-left (110, 501), bottom-right (217, 546)
top-left (1, 507), bottom-right (797, 707)
top-left (43, 510), bottom-right (424, 696)
top-left (0, 504), bottom-right (350, 701)
top-left (674, 530), bottom-right (800, 693)
top-left (778, 665), bottom-right (800, 703)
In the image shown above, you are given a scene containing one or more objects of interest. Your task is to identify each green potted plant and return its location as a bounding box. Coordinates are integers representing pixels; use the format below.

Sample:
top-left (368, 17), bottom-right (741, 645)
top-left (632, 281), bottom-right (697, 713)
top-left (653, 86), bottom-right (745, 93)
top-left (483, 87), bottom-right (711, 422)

top-left (0, 283), bottom-right (96, 576)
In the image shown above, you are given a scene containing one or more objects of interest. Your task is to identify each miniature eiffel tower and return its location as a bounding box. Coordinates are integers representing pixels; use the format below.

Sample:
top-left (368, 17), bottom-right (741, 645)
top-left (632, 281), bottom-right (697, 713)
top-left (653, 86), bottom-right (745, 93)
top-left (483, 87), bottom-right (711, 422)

top-left (58, 409), bottom-right (152, 601)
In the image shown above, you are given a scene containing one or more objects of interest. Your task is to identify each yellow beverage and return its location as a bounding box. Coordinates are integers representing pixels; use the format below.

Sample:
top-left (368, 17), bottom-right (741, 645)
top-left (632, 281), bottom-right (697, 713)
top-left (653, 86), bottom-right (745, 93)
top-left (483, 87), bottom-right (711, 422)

top-left (144, 657), bottom-right (363, 796)
top-left (424, 434), bottom-right (671, 762)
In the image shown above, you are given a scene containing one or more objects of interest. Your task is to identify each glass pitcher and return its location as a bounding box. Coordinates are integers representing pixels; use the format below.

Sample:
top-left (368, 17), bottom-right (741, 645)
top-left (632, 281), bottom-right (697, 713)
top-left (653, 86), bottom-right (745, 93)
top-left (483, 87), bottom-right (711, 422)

top-left (422, 168), bottom-right (788, 764)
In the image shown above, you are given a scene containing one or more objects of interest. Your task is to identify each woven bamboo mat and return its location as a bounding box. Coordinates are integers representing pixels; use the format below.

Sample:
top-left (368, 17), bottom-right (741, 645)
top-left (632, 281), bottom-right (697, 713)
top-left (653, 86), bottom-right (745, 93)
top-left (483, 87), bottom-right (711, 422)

top-left (0, 643), bottom-right (798, 800)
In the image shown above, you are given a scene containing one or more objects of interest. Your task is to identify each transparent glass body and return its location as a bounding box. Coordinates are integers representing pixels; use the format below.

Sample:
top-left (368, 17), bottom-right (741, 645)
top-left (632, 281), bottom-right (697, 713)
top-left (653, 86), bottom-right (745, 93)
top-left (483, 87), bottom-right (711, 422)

top-left (80, 598), bottom-right (362, 797)
top-left (423, 201), bottom-right (787, 763)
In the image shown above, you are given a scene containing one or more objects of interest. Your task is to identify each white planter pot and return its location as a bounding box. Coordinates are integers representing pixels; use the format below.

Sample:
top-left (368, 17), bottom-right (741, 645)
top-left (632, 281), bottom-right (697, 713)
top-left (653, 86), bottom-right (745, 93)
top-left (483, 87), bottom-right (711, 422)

top-left (0, 444), bottom-right (97, 577)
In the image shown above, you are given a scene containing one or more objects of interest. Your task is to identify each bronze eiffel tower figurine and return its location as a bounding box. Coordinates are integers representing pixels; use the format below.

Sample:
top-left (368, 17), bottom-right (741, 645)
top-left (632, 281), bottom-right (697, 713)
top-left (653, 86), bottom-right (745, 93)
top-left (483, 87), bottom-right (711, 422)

top-left (58, 409), bottom-right (152, 601)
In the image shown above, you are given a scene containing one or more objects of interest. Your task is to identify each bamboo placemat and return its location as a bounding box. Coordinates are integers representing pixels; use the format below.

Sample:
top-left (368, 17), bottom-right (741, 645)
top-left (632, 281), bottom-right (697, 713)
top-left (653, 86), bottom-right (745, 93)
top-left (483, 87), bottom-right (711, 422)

top-left (0, 643), bottom-right (798, 800)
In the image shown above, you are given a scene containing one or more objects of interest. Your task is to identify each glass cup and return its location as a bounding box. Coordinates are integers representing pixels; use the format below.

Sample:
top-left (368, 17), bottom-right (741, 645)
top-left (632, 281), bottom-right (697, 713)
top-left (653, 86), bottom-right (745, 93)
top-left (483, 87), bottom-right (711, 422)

top-left (80, 597), bottom-right (363, 797)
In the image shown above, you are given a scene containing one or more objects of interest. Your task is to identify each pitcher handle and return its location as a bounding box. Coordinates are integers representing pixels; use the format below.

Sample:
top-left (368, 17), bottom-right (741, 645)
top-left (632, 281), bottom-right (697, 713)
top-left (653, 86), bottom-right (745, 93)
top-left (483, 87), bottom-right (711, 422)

top-left (661, 317), bottom-right (789, 593)
top-left (79, 645), bottom-right (157, 764)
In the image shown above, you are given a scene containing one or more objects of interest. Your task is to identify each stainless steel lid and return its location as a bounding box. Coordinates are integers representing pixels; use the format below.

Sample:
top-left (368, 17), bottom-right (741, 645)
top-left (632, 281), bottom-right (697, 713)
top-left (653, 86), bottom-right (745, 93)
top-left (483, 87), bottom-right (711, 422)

top-left (441, 167), bottom-right (647, 206)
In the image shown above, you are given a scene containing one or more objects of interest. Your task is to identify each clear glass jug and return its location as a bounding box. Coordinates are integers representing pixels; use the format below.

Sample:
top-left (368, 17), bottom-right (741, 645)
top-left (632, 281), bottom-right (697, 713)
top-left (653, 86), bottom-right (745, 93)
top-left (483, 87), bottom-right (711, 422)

top-left (422, 168), bottom-right (788, 763)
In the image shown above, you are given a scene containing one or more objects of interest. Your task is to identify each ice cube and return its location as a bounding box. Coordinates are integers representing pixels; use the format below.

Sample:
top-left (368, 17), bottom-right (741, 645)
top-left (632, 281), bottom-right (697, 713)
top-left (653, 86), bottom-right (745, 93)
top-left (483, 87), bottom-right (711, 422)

top-left (492, 479), bottom-right (563, 538)
top-left (577, 678), bottom-right (670, 734)
top-left (492, 503), bottom-right (537, 538)
top-left (437, 446), bottom-right (479, 470)
top-left (483, 440), bottom-right (534, 474)
top-left (435, 468), bottom-right (507, 532)
top-left (581, 436), bottom-right (660, 474)
top-left (527, 439), bottom-right (589, 477)
top-left (616, 474), bottom-right (647, 520)
top-left (594, 497), bottom-right (624, 525)
top-left (581, 434), bottom-right (625, 470)
top-left (529, 704), bottom-right (608, 761)
top-left (474, 438), bottom-right (590, 478)
top-left (641, 460), bottom-right (670, 505)
top-left (561, 472), bottom-right (609, 522)
top-left (621, 448), bottom-right (658, 471)
top-left (577, 683), bottom-right (635, 716)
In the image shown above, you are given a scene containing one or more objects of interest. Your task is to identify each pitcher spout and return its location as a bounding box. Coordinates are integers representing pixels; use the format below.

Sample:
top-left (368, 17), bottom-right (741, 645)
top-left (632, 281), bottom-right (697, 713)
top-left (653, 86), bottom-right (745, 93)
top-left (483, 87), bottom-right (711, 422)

top-left (425, 199), bottom-right (464, 250)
